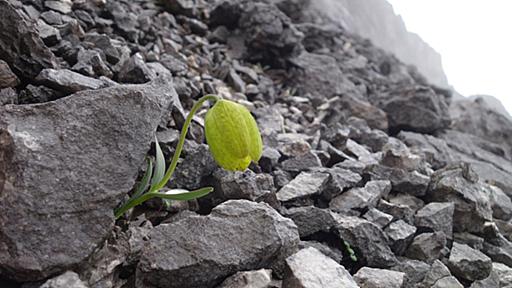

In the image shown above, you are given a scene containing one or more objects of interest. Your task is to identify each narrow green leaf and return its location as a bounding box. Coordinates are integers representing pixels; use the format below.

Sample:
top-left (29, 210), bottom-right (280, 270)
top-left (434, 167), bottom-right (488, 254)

top-left (154, 187), bottom-right (214, 201)
top-left (133, 158), bottom-right (153, 198)
top-left (151, 136), bottom-right (166, 187)
top-left (343, 240), bottom-right (358, 262)
top-left (162, 199), bottom-right (172, 209)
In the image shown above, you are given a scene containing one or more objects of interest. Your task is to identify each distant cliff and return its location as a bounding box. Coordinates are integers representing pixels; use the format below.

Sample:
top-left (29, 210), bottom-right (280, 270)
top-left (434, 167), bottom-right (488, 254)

top-left (310, 0), bottom-right (449, 88)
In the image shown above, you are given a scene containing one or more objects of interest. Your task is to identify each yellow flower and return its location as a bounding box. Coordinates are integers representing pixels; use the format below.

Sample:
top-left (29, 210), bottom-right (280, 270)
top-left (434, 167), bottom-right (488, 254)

top-left (205, 99), bottom-right (262, 171)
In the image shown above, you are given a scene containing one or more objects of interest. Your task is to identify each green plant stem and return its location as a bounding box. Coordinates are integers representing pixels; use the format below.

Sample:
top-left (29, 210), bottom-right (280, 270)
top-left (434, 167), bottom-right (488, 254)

top-left (114, 94), bottom-right (219, 219)
top-left (154, 94), bottom-right (219, 191)
top-left (114, 192), bottom-right (157, 219)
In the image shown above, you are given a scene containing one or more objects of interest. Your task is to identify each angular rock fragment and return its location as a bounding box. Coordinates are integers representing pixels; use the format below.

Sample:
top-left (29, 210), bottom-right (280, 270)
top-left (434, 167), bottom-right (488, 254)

top-left (171, 143), bottom-right (217, 190)
top-left (83, 33), bottom-right (122, 64)
top-left (72, 49), bottom-right (113, 78)
top-left (398, 131), bottom-right (454, 170)
top-left (219, 269), bottom-right (273, 288)
top-left (487, 184), bottom-right (512, 220)
top-left (45, 0), bottom-right (72, 14)
top-left (431, 276), bottom-right (463, 288)
top-left (240, 2), bottom-right (304, 58)
top-left (330, 180), bottom-right (390, 213)
top-left (454, 232), bottom-right (485, 250)
top-left (201, 169), bottom-right (277, 209)
top-left (0, 0), bottom-right (57, 80)
top-left (415, 202), bottom-right (454, 239)
top-left (346, 118), bottom-right (389, 152)
top-left (36, 19), bottom-right (61, 46)
top-left (36, 68), bottom-right (105, 93)
top-left (491, 262), bottom-right (512, 288)
top-left (470, 269), bottom-right (501, 288)
top-left (337, 95), bottom-right (388, 131)
top-left (40, 271), bottom-right (88, 288)
top-left (283, 206), bottom-right (336, 238)
top-left (298, 241), bottom-right (344, 264)
top-left (451, 97), bottom-right (512, 159)
top-left (380, 138), bottom-right (422, 170)
top-left (439, 129), bottom-right (512, 196)
top-left (380, 86), bottom-right (450, 134)
top-left (289, 51), bottom-right (357, 105)
top-left (354, 267), bottom-right (406, 288)
top-left (276, 133), bottom-right (312, 156)
top-left (163, 0), bottom-right (206, 18)
top-left (482, 228), bottom-right (512, 267)
top-left (363, 208), bottom-right (394, 228)
top-left (345, 139), bottom-right (373, 159)
top-left (378, 199), bottom-right (415, 224)
top-left (448, 242), bottom-right (492, 282)
top-left (388, 193), bottom-right (424, 213)
top-left (276, 171), bottom-right (329, 203)
top-left (385, 220), bottom-right (417, 255)
top-left (321, 125), bottom-right (350, 153)
top-left (365, 164), bottom-right (429, 197)
top-left (160, 54), bottom-right (188, 76)
top-left (0, 60), bottom-right (19, 88)
top-left (417, 260), bottom-right (452, 288)
top-left (333, 215), bottom-right (397, 268)
top-left (0, 77), bottom-right (175, 281)
top-left (428, 164), bottom-right (493, 233)
top-left (405, 232), bottom-right (447, 262)
top-left (117, 53), bottom-right (156, 84)
top-left (315, 167), bottom-right (362, 200)
top-left (40, 11), bottom-right (63, 25)
top-left (283, 247), bottom-right (358, 288)
top-left (392, 258), bottom-right (430, 285)
top-left (0, 88), bottom-right (17, 105)
top-left (259, 147), bottom-right (281, 172)
top-left (136, 200), bottom-right (299, 288)
top-left (280, 151), bottom-right (322, 172)
top-left (18, 84), bottom-right (64, 104)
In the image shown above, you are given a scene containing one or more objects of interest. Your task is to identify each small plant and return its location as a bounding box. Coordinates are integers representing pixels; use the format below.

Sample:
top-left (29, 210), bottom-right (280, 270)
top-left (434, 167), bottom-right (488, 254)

top-left (343, 240), bottom-right (358, 262)
top-left (114, 95), bottom-right (263, 219)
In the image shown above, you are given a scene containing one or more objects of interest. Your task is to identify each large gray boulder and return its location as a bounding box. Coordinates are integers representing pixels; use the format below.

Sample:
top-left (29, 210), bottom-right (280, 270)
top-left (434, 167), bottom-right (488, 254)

top-left (0, 77), bottom-right (176, 281)
top-left (136, 200), bottom-right (300, 288)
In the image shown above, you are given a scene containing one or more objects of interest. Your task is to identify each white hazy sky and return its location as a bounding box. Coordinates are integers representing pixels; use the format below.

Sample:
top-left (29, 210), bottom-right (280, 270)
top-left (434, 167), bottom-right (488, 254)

top-left (387, 0), bottom-right (512, 113)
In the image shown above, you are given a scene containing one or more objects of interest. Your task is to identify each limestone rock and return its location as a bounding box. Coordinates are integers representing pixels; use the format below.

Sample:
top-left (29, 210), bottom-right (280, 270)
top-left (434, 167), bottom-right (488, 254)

top-left (354, 267), bottom-right (406, 288)
top-left (448, 242), bottom-right (492, 282)
top-left (136, 200), bottom-right (299, 288)
top-left (0, 77), bottom-right (175, 281)
top-left (415, 202), bottom-right (454, 239)
top-left (283, 247), bottom-right (358, 288)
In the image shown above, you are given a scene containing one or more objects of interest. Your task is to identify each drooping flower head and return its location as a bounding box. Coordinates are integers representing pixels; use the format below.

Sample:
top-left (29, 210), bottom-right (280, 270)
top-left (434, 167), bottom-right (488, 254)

top-left (204, 99), bottom-right (262, 171)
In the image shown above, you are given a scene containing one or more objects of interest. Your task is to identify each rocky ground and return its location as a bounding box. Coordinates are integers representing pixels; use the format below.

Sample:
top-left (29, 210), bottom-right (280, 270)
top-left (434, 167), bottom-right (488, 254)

top-left (1, 0), bottom-right (512, 287)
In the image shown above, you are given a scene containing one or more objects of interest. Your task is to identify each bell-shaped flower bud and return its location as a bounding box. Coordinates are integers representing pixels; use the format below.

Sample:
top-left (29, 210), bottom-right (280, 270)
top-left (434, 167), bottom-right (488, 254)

top-left (204, 99), bottom-right (262, 171)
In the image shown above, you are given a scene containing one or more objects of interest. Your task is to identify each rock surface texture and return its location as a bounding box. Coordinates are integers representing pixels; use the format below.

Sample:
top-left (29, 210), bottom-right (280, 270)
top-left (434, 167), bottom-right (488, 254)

top-left (0, 77), bottom-right (175, 281)
top-left (136, 200), bottom-right (299, 288)
top-left (1, 0), bottom-right (511, 287)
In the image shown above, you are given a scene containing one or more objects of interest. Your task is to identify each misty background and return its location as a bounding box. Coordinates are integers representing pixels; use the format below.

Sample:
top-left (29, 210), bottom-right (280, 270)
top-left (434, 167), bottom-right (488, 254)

top-left (312, 0), bottom-right (512, 117)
